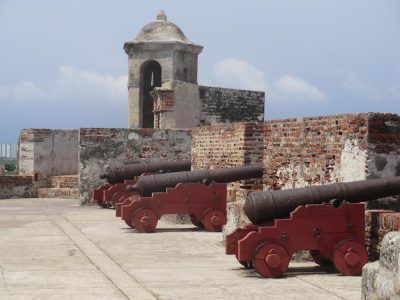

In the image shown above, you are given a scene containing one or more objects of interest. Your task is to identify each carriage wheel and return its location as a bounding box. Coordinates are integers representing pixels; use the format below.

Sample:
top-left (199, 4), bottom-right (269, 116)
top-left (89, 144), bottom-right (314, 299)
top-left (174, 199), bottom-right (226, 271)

top-left (202, 209), bottom-right (226, 232)
top-left (252, 242), bottom-right (290, 278)
top-left (190, 215), bottom-right (203, 228)
top-left (333, 240), bottom-right (368, 276)
top-left (124, 218), bottom-right (134, 228)
top-left (133, 208), bottom-right (158, 233)
top-left (236, 255), bottom-right (253, 269)
top-left (309, 250), bottom-right (332, 266)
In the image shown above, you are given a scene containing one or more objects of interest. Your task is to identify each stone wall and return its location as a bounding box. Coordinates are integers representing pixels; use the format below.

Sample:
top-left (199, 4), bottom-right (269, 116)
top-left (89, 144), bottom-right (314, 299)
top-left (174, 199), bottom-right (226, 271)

top-left (18, 129), bottom-right (79, 187)
top-left (79, 128), bottom-right (192, 203)
top-left (191, 122), bottom-right (264, 202)
top-left (0, 175), bottom-right (36, 199)
top-left (199, 85), bottom-right (265, 126)
top-left (362, 231), bottom-right (400, 299)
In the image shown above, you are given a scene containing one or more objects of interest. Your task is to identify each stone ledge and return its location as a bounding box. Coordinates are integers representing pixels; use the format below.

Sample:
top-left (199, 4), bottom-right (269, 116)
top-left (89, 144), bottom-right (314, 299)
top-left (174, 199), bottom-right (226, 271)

top-left (49, 175), bottom-right (79, 189)
top-left (37, 188), bottom-right (79, 199)
top-left (0, 175), bottom-right (36, 199)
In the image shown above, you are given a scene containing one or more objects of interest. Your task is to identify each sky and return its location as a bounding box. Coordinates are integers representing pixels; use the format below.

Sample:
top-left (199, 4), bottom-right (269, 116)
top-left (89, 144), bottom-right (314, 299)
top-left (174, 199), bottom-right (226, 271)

top-left (0, 0), bottom-right (399, 144)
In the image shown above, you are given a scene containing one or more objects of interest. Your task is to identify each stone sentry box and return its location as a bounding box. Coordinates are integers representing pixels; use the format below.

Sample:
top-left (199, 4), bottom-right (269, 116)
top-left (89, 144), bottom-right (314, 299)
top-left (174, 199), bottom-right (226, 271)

top-left (124, 11), bottom-right (265, 130)
top-left (124, 10), bottom-right (203, 129)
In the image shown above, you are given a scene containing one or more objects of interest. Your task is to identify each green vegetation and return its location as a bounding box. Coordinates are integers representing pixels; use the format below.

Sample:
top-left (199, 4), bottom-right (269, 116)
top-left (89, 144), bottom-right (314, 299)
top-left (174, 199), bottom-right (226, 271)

top-left (0, 159), bottom-right (17, 174)
top-left (4, 161), bottom-right (16, 172)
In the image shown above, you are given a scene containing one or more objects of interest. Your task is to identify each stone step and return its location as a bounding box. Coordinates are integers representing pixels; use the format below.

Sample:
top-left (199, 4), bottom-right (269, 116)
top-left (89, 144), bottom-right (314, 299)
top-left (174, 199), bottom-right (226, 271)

top-left (37, 188), bottom-right (79, 199)
top-left (49, 175), bottom-right (79, 189)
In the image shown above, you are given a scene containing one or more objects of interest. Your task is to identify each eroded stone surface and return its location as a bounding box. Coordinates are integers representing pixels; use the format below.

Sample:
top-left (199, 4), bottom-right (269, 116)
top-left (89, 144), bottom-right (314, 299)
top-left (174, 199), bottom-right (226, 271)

top-left (362, 232), bottom-right (400, 300)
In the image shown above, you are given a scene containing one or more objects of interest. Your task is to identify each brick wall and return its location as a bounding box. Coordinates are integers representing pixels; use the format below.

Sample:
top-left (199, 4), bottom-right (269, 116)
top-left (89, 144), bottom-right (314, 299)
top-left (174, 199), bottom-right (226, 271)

top-left (365, 210), bottom-right (400, 261)
top-left (199, 85), bottom-right (265, 126)
top-left (191, 122), bottom-right (264, 202)
top-left (0, 175), bottom-right (36, 199)
top-left (263, 112), bottom-right (400, 199)
top-left (79, 128), bottom-right (192, 203)
top-left (151, 88), bottom-right (175, 129)
top-left (365, 113), bottom-right (400, 209)
top-left (264, 113), bottom-right (370, 190)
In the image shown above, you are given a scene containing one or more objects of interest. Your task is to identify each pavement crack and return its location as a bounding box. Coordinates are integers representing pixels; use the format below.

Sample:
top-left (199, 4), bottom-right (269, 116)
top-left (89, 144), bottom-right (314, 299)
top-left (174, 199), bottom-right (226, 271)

top-left (52, 215), bottom-right (159, 300)
top-left (294, 276), bottom-right (347, 300)
top-left (1, 266), bottom-right (11, 297)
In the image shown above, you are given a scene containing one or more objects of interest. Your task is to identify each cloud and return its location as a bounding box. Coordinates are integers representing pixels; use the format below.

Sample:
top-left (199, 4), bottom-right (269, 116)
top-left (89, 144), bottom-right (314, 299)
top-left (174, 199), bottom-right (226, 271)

top-left (390, 84), bottom-right (400, 99)
top-left (341, 73), bottom-right (381, 100)
top-left (0, 65), bottom-right (127, 103)
top-left (14, 81), bottom-right (46, 100)
top-left (55, 65), bottom-right (127, 100)
top-left (0, 81), bottom-right (45, 101)
top-left (214, 58), bottom-right (267, 91)
top-left (213, 58), bottom-right (327, 103)
top-left (273, 75), bottom-right (327, 102)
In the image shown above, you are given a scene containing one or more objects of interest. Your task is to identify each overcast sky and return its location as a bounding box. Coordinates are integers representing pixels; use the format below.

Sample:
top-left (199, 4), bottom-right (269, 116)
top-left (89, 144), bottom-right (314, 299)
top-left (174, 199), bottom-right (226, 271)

top-left (1, 0), bottom-right (399, 143)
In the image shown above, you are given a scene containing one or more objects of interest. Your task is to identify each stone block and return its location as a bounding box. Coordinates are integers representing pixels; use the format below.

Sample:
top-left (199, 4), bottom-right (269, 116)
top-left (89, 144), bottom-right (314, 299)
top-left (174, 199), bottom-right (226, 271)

top-left (222, 201), bottom-right (250, 238)
top-left (362, 232), bottom-right (400, 299)
top-left (0, 175), bottom-right (36, 199)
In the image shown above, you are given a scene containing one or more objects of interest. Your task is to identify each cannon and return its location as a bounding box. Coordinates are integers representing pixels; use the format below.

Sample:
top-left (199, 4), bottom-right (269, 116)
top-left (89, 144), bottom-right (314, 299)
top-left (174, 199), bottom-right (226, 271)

top-left (226, 177), bottom-right (400, 278)
top-left (100, 160), bottom-right (191, 184)
top-left (244, 176), bottom-right (400, 224)
top-left (118, 164), bottom-right (263, 233)
top-left (127, 164), bottom-right (263, 197)
top-left (92, 160), bottom-right (191, 208)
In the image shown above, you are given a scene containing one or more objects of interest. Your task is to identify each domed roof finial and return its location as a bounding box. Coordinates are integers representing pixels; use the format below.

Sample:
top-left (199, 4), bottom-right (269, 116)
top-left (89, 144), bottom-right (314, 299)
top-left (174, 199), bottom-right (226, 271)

top-left (156, 10), bottom-right (167, 21)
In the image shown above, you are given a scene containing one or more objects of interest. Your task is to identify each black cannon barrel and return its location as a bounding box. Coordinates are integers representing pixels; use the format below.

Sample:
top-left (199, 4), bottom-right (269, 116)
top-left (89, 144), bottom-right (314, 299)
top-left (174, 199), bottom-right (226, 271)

top-left (127, 164), bottom-right (263, 197)
top-left (244, 176), bottom-right (400, 225)
top-left (100, 160), bottom-right (191, 184)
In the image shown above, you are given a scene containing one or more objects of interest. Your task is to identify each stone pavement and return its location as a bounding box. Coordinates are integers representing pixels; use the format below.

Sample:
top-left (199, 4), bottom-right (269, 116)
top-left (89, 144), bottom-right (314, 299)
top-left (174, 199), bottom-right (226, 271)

top-left (0, 198), bottom-right (362, 300)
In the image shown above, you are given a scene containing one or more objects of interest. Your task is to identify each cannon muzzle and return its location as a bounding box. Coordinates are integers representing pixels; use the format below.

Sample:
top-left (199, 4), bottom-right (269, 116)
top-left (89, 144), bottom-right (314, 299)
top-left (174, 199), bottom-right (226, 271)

top-left (244, 176), bottom-right (400, 224)
top-left (100, 160), bottom-right (191, 184)
top-left (127, 164), bottom-right (263, 197)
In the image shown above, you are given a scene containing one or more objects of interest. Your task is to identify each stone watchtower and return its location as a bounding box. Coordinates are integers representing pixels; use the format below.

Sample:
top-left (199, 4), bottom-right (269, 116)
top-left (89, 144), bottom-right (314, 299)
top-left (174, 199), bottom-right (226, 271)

top-left (124, 11), bottom-right (203, 129)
